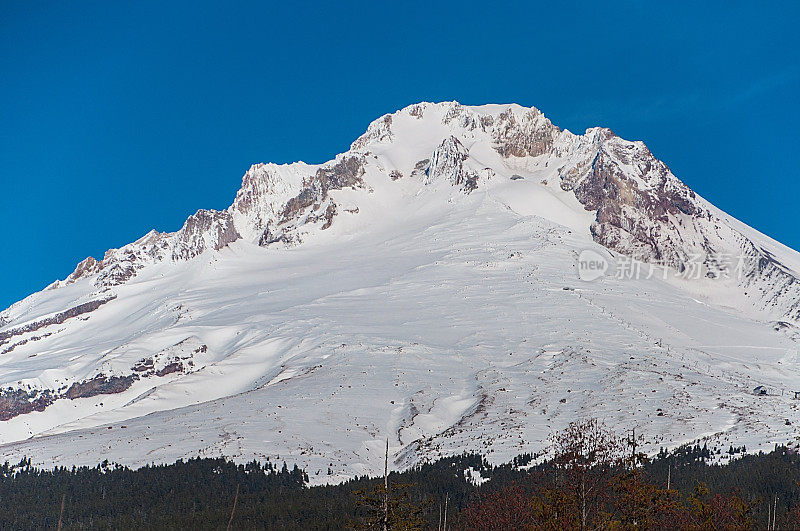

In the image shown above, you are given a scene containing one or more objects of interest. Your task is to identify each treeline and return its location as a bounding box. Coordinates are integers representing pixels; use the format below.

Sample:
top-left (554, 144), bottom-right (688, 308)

top-left (1, 422), bottom-right (800, 529)
top-left (458, 420), bottom-right (799, 530)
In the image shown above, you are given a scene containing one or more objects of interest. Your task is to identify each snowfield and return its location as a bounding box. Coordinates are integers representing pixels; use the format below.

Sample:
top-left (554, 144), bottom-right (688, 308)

top-left (1, 102), bottom-right (799, 483)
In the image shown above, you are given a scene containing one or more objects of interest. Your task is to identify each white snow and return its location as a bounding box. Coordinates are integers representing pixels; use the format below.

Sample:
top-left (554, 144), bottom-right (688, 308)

top-left (0, 102), bottom-right (799, 484)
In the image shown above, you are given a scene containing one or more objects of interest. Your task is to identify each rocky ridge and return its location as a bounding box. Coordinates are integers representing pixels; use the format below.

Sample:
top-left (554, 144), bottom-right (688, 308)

top-left (0, 103), bottom-right (799, 474)
top-left (31, 101), bottom-right (798, 324)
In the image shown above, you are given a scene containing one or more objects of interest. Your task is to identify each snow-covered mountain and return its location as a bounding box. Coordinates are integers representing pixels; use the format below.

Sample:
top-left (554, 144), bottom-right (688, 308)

top-left (1, 102), bottom-right (799, 482)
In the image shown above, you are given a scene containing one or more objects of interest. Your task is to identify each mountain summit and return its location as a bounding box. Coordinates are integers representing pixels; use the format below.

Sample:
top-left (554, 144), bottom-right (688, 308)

top-left (1, 102), bottom-right (799, 480)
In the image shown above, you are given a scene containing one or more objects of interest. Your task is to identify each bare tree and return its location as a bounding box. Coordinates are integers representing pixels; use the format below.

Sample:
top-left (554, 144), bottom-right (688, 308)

top-left (227, 483), bottom-right (239, 531)
top-left (57, 493), bottom-right (65, 531)
top-left (383, 439), bottom-right (389, 531)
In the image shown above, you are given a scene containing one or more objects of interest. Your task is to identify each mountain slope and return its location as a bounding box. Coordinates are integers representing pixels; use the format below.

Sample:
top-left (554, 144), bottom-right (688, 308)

top-left (1, 102), bottom-right (798, 481)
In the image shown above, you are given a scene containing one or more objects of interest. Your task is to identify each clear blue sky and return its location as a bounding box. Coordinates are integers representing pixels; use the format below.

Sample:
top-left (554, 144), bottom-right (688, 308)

top-left (1, 1), bottom-right (798, 310)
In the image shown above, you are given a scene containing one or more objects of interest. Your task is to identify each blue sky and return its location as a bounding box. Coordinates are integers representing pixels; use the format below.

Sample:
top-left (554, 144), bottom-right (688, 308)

top-left (1, 1), bottom-right (798, 310)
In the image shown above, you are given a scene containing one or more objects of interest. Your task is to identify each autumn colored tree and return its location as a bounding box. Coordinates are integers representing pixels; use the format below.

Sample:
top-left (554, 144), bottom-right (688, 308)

top-left (610, 469), bottom-right (678, 528)
top-left (458, 482), bottom-right (541, 530)
top-left (677, 483), bottom-right (751, 530)
top-left (460, 421), bottom-right (757, 530)
top-left (550, 418), bottom-right (625, 530)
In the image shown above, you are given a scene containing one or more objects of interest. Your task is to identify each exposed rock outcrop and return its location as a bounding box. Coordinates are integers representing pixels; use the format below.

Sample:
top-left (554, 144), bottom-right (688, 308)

top-left (60, 256), bottom-right (104, 286)
top-left (258, 156), bottom-right (367, 245)
top-left (556, 132), bottom-right (699, 267)
top-left (65, 374), bottom-right (136, 400)
top-left (31, 101), bottom-right (800, 324)
top-left (0, 297), bottom-right (114, 347)
top-left (425, 136), bottom-right (479, 192)
top-left (492, 107), bottom-right (560, 158)
top-left (0, 374), bottom-right (135, 421)
top-left (0, 388), bottom-right (54, 421)
top-left (172, 209), bottom-right (241, 260)
top-left (0, 338), bottom-right (208, 421)
top-left (129, 339), bottom-right (206, 379)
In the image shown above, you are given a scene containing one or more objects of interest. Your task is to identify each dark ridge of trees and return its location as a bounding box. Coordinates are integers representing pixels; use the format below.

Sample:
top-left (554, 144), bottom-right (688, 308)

top-left (2, 423), bottom-right (800, 529)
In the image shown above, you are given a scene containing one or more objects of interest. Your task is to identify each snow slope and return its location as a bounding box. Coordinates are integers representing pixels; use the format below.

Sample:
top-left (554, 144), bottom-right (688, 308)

top-left (1, 102), bottom-right (799, 482)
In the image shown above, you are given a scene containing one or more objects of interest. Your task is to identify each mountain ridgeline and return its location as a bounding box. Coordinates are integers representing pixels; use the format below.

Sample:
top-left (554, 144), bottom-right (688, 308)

top-left (1, 102), bottom-right (799, 480)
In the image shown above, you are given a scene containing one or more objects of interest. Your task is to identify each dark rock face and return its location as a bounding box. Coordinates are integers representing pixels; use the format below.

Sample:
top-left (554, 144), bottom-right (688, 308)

top-left (0, 338), bottom-right (208, 421)
top-left (549, 129), bottom-right (800, 321)
top-left (128, 340), bottom-right (206, 380)
top-left (320, 203), bottom-right (337, 230)
top-left (555, 132), bottom-right (700, 268)
top-left (0, 388), bottom-right (54, 421)
top-left (233, 163), bottom-right (271, 216)
top-left (263, 156), bottom-right (366, 246)
top-left (581, 148), bottom-right (695, 262)
top-left (258, 224), bottom-right (292, 246)
top-left (0, 374), bottom-right (134, 421)
top-left (173, 209), bottom-right (241, 260)
top-left (408, 104), bottom-right (424, 118)
top-left (65, 374), bottom-right (136, 400)
top-left (410, 159), bottom-right (429, 179)
top-left (155, 362), bottom-right (183, 377)
top-left (442, 102), bottom-right (494, 132)
top-left (493, 118), bottom-right (694, 265)
top-left (131, 358), bottom-right (154, 373)
top-left (315, 156), bottom-right (366, 196)
top-left (492, 108), bottom-right (560, 158)
top-left (281, 187), bottom-right (318, 223)
top-left (280, 156), bottom-right (365, 222)
top-left (96, 260), bottom-right (138, 287)
top-left (426, 136), bottom-right (479, 192)
top-left (0, 298), bottom-right (114, 347)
